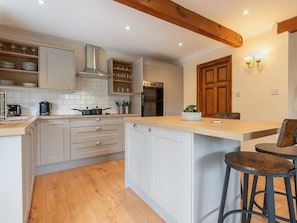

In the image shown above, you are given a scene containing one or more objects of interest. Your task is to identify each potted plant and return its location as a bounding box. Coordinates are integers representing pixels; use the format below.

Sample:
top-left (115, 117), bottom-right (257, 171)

top-left (182, 105), bottom-right (202, 121)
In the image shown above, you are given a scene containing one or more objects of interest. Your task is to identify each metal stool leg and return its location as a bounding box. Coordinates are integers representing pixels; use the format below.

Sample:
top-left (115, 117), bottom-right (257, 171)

top-left (247, 175), bottom-right (258, 223)
top-left (266, 176), bottom-right (276, 222)
top-left (293, 159), bottom-right (297, 209)
top-left (218, 165), bottom-right (231, 223)
top-left (284, 176), bottom-right (296, 223)
top-left (242, 173), bottom-right (249, 223)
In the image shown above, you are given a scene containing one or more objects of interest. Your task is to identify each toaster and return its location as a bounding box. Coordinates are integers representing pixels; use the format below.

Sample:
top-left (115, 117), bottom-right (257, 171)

top-left (7, 104), bottom-right (22, 116)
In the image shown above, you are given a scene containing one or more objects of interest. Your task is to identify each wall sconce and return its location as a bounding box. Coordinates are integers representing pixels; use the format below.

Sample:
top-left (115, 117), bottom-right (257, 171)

top-left (254, 54), bottom-right (263, 67)
top-left (244, 54), bottom-right (264, 69)
top-left (244, 56), bottom-right (254, 68)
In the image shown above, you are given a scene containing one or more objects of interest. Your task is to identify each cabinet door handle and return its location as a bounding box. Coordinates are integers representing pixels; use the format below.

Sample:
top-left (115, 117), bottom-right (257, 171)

top-left (133, 123), bottom-right (137, 128)
top-left (96, 141), bottom-right (102, 145)
top-left (96, 126), bottom-right (102, 130)
top-left (148, 128), bottom-right (152, 132)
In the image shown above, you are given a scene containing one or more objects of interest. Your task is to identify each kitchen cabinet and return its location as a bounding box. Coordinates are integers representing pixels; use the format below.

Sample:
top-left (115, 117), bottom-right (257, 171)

top-left (71, 117), bottom-right (123, 160)
top-left (125, 123), bottom-right (153, 194)
top-left (163, 64), bottom-right (183, 115)
top-left (0, 121), bottom-right (37, 223)
top-left (125, 122), bottom-right (192, 222)
top-left (40, 119), bottom-right (71, 165)
top-left (132, 58), bottom-right (183, 115)
top-left (108, 58), bottom-right (143, 95)
top-left (0, 38), bottom-right (39, 88)
top-left (39, 46), bottom-right (75, 90)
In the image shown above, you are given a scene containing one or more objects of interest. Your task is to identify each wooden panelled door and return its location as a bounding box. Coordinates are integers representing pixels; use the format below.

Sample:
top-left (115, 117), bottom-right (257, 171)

top-left (197, 55), bottom-right (232, 117)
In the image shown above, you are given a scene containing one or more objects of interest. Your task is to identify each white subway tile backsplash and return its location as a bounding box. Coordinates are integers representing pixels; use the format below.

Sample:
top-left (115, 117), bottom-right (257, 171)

top-left (6, 77), bottom-right (130, 115)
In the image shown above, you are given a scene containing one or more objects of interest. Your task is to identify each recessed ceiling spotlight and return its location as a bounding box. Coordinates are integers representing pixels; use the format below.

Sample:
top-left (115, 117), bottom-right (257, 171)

top-left (243, 9), bottom-right (249, 15)
top-left (178, 42), bottom-right (183, 47)
top-left (37, 0), bottom-right (46, 5)
top-left (125, 26), bottom-right (130, 31)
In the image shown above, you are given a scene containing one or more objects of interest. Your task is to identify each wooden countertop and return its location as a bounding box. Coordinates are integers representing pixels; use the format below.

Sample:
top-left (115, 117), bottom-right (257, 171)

top-left (0, 114), bottom-right (140, 137)
top-left (124, 116), bottom-right (281, 141)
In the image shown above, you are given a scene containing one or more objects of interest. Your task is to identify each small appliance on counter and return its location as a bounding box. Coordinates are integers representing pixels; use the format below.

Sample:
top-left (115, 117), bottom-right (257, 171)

top-left (7, 104), bottom-right (22, 116)
top-left (39, 101), bottom-right (51, 116)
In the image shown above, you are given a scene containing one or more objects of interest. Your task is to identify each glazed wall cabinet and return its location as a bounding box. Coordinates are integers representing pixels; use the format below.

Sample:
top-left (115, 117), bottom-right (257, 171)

top-left (108, 58), bottom-right (143, 95)
top-left (39, 46), bottom-right (75, 90)
top-left (0, 38), bottom-right (39, 87)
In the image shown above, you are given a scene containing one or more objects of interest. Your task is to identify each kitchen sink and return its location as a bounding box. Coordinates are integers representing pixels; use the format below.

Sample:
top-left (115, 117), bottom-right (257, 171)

top-left (5, 116), bottom-right (32, 121)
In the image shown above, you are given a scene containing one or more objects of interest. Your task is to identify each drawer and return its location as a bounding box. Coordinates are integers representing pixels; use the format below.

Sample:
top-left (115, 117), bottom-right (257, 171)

top-left (71, 117), bottom-right (122, 127)
top-left (71, 137), bottom-right (123, 160)
top-left (71, 124), bottom-right (122, 143)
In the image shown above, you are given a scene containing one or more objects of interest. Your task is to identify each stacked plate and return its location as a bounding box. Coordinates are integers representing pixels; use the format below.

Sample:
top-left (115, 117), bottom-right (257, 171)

top-left (0, 60), bottom-right (16, 69)
top-left (22, 62), bottom-right (37, 71)
top-left (0, 80), bottom-right (16, 86)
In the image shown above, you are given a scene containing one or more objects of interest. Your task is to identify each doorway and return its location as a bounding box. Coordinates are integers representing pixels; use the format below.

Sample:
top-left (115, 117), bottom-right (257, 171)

top-left (197, 55), bottom-right (232, 117)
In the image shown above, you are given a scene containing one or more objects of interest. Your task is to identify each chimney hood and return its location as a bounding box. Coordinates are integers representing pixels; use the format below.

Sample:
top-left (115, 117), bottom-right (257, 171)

top-left (77, 44), bottom-right (111, 78)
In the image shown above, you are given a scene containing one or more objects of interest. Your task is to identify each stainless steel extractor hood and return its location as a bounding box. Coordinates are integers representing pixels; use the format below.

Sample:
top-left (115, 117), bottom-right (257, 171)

top-left (77, 44), bottom-right (111, 78)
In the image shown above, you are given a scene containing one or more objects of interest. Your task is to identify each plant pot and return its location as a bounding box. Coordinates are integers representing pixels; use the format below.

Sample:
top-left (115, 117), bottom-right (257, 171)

top-left (182, 112), bottom-right (202, 121)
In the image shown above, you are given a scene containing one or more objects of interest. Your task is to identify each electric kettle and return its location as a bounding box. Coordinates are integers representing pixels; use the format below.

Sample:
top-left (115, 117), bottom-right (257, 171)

top-left (39, 101), bottom-right (51, 116)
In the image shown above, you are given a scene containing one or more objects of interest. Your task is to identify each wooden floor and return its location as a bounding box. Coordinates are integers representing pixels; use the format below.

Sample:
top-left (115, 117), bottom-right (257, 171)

top-left (29, 159), bottom-right (295, 223)
top-left (28, 159), bottom-right (165, 223)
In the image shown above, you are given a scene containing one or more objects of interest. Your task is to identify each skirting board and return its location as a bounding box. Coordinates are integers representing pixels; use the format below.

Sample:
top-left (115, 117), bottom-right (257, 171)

top-left (36, 152), bottom-right (125, 175)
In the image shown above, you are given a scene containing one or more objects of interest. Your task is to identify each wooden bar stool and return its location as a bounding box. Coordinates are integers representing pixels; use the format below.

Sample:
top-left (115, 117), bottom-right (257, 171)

top-left (255, 119), bottom-right (297, 221)
top-left (218, 151), bottom-right (296, 223)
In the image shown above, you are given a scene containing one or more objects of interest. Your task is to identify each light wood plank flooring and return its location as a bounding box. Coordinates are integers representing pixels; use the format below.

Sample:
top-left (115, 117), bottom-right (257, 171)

top-left (29, 159), bottom-right (295, 223)
top-left (28, 159), bottom-right (165, 223)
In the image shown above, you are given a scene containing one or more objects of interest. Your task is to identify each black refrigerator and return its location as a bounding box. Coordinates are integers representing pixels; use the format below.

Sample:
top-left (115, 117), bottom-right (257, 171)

top-left (141, 81), bottom-right (163, 117)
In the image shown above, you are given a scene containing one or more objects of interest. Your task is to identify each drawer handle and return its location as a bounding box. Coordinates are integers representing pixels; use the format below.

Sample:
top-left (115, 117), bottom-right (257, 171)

top-left (96, 126), bottom-right (102, 130)
top-left (96, 141), bottom-right (102, 145)
top-left (133, 123), bottom-right (137, 128)
top-left (96, 118), bottom-right (101, 121)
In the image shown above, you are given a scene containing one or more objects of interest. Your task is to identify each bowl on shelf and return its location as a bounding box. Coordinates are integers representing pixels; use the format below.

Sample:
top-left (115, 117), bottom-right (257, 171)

top-left (23, 82), bottom-right (37, 87)
top-left (22, 62), bottom-right (37, 71)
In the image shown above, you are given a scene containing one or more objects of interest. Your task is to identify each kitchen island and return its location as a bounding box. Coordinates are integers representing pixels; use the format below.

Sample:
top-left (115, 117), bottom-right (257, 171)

top-left (124, 116), bottom-right (280, 223)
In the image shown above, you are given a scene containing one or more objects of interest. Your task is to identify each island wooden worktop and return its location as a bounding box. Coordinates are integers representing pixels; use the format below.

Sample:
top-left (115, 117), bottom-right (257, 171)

top-left (124, 116), bottom-right (281, 141)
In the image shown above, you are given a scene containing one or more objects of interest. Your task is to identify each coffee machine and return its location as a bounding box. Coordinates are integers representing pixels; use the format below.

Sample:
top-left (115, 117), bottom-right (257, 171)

top-left (39, 101), bottom-right (51, 116)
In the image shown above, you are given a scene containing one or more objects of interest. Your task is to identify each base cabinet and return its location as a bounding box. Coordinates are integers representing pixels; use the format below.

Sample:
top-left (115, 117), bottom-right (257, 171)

top-left (125, 122), bottom-right (192, 223)
top-left (0, 122), bottom-right (37, 223)
top-left (71, 117), bottom-right (123, 160)
top-left (39, 119), bottom-right (71, 165)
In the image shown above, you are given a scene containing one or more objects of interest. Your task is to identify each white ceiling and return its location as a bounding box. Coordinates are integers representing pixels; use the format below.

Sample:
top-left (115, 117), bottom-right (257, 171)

top-left (0, 0), bottom-right (296, 63)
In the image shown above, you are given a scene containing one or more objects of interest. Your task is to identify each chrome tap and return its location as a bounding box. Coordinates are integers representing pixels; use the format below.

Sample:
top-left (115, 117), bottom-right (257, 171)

top-left (0, 89), bottom-right (7, 121)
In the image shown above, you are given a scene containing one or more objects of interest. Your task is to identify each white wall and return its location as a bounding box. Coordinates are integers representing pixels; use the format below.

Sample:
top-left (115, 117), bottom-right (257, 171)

top-left (183, 27), bottom-right (289, 122)
top-left (182, 27), bottom-right (292, 151)
top-left (289, 32), bottom-right (297, 118)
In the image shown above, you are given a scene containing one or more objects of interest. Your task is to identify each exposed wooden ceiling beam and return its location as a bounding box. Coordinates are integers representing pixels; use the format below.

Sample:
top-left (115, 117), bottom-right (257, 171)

top-left (114, 0), bottom-right (243, 47)
top-left (278, 16), bottom-right (297, 34)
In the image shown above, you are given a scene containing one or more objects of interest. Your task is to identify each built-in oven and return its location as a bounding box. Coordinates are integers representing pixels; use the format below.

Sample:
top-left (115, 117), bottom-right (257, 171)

top-left (141, 80), bottom-right (163, 117)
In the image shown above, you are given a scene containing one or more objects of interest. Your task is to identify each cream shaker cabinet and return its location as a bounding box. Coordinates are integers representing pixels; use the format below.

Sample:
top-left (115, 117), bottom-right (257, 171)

top-left (71, 117), bottom-right (123, 160)
top-left (142, 59), bottom-right (183, 115)
top-left (0, 121), bottom-right (37, 223)
top-left (39, 46), bottom-right (75, 90)
top-left (39, 119), bottom-right (71, 165)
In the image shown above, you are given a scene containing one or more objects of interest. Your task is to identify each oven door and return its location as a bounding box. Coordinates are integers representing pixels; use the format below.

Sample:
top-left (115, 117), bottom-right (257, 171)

top-left (141, 87), bottom-right (163, 116)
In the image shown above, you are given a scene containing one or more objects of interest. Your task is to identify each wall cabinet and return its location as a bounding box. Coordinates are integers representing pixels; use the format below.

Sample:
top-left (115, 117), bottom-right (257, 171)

top-left (0, 39), bottom-right (39, 88)
top-left (108, 58), bottom-right (143, 95)
top-left (39, 119), bottom-right (71, 165)
top-left (71, 117), bottom-right (123, 160)
top-left (39, 46), bottom-right (75, 90)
